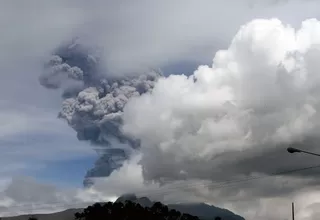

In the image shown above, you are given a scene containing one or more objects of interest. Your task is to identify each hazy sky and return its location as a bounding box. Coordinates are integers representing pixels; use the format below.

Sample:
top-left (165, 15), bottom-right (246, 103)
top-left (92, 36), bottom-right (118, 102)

top-left (2, 1), bottom-right (320, 220)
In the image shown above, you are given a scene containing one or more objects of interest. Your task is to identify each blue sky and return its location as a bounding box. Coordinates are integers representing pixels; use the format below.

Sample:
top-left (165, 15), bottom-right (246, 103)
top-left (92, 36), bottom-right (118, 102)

top-left (0, 105), bottom-right (97, 187)
top-left (34, 157), bottom-right (96, 188)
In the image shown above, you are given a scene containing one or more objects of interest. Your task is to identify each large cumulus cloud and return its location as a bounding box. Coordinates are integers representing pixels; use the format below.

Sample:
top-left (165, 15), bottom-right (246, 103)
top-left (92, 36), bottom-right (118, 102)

top-left (122, 18), bottom-right (320, 187)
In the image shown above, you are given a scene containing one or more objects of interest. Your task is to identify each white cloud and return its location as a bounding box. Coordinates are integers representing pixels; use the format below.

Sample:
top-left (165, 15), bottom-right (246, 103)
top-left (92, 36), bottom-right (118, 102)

top-left (117, 17), bottom-right (320, 220)
top-left (122, 18), bottom-right (320, 181)
top-left (86, 160), bottom-right (320, 220)
top-left (0, 175), bottom-right (123, 217)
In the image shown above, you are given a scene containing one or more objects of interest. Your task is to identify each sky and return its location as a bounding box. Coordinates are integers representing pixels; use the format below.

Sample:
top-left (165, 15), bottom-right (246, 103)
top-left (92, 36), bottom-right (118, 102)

top-left (3, 0), bottom-right (320, 219)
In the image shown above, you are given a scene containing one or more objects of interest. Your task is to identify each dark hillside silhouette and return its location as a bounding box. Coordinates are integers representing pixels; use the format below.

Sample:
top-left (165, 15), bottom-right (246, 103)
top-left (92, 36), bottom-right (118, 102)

top-left (2, 196), bottom-right (244, 220)
top-left (74, 201), bottom-right (201, 220)
top-left (115, 194), bottom-right (244, 220)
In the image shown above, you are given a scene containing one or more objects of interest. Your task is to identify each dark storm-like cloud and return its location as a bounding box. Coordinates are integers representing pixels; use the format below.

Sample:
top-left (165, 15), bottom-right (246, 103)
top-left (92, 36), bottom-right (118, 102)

top-left (39, 41), bottom-right (162, 185)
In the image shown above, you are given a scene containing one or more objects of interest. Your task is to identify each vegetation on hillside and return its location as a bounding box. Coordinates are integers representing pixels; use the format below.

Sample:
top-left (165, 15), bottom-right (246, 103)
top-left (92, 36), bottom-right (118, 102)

top-left (73, 201), bottom-right (209, 220)
top-left (23, 200), bottom-right (224, 220)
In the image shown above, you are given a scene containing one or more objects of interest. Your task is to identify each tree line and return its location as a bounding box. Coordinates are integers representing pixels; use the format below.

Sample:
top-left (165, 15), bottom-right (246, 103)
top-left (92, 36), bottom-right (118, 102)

top-left (26, 200), bottom-right (222, 220)
top-left (74, 200), bottom-right (216, 220)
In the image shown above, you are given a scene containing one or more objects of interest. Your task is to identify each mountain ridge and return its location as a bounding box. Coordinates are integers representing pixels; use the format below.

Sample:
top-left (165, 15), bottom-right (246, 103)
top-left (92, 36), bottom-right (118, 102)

top-left (116, 194), bottom-right (245, 220)
top-left (2, 195), bottom-right (245, 220)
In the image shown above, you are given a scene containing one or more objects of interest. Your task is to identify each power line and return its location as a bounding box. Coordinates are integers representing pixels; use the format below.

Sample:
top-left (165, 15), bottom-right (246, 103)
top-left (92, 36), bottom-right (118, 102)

top-left (135, 163), bottom-right (320, 197)
top-left (2, 163), bottom-right (320, 213)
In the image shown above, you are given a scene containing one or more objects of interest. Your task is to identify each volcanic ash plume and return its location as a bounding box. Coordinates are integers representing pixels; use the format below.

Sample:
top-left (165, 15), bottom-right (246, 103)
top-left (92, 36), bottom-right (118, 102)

top-left (40, 18), bottom-right (320, 191)
top-left (39, 42), bottom-right (162, 186)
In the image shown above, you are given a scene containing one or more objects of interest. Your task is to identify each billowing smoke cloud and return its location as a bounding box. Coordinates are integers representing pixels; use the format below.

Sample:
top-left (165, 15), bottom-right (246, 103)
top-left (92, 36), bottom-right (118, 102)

top-left (39, 41), bottom-right (162, 186)
top-left (39, 55), bottom-right (84, 89)
top-left (41, 18), bottom-right (320, 187)
top-left (122, 18), bottom-right (320, 184)
top-left (39, 16), bottom-right (320, 220)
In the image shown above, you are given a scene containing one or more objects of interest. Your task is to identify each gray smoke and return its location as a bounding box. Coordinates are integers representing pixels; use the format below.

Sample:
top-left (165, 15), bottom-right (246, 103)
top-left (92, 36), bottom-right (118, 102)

top-left (39, 41), bottom-right (162, 186)
top-left (39, 55), bottom-right (84, 89)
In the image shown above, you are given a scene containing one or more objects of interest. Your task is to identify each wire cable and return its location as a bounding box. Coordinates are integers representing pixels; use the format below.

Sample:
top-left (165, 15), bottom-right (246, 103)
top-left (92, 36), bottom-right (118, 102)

top-left (1, 162), bottom-right (320, 215)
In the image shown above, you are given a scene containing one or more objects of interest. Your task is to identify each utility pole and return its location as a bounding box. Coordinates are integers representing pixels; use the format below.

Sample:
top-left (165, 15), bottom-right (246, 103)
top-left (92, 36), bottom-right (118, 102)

top-left (292, 202), bottom-right (295, 220)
